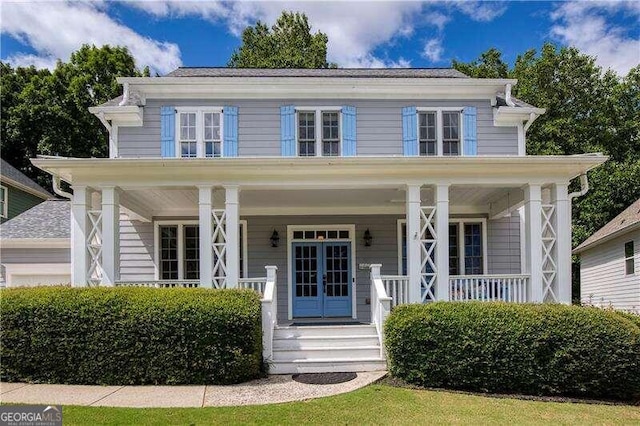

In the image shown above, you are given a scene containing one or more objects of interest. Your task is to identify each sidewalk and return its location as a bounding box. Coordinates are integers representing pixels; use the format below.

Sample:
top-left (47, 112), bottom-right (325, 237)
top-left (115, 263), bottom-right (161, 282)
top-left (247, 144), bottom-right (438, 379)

top-left (0, 372), bottom-right (386, 408)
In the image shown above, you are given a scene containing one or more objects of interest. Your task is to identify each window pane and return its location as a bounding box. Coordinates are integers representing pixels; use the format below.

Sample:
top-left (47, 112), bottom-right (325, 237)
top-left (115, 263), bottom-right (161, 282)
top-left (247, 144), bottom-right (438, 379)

top-left (626, 258), bottom-right (635, 275)
top-left (160, 226), bottom-right (178, 280)
top-left (464, 223), bottom-right (483, 274)
top-left (184, 226), bottom-right (200, 279)
top-left (625, 241), bottom-right (634, 258)
top-left (401, 223), bottom-right (407, 276)
top-left (181, 141), bottom-right (197, 158)
top-left (449, 224), bottom-right (459, 275)
top-left (442, 111), bottom-right (460, 157)
top-left (298, 112), bottom-right (316, 157)
top-left (322, 111), bottom-right (340, 156)
top-left (625, 241), bottom-right (635, 275)
top-left (419, 112), bottom-right (437, 157)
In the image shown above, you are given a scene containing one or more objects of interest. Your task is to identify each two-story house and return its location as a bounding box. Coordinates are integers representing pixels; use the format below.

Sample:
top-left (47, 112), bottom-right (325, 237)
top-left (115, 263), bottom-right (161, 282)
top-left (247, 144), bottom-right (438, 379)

top-left (32, 68), bottom-right (606, 373)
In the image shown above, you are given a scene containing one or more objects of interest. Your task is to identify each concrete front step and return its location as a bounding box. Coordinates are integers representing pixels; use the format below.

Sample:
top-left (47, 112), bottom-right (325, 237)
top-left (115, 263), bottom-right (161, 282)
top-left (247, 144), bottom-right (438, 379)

top-left (269, 358), bottom-right (388, 374)
top-left (270, 323), bottom-right (386, 374)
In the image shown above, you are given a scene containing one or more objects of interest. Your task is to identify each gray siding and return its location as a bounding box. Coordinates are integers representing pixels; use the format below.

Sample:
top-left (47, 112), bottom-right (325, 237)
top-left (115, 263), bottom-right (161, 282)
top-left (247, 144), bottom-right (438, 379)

top-left (118, 99), bottom-right (518, 158)
top-left (580, 231), bottom-right (640, 312)
top-left (119, 214), bottom-right (155, 281)
top-left (1, 248), bottom-right (70, 264)
top-left (487, 212), bottom-right (522, 274)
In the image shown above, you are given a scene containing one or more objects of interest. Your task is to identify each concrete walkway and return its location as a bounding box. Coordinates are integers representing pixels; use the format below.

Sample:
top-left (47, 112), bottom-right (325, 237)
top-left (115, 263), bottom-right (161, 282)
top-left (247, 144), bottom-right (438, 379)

top-left (0, 372), bottom-right (386, 408)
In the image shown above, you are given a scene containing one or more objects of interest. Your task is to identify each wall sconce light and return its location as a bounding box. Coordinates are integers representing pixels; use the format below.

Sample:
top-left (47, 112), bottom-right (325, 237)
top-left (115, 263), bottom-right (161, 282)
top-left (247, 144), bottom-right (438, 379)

top-left (270, 229), bottom-right (280, 248)
top-left (363, 229), bottom-right (373, 247)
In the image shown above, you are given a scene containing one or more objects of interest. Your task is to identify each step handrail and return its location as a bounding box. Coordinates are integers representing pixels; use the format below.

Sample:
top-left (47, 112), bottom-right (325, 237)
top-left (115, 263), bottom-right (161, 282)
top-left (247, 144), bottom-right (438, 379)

top-left (370, 264), bottom-right (392, 359)
top-left (261, 266), bottom-right (278, 363)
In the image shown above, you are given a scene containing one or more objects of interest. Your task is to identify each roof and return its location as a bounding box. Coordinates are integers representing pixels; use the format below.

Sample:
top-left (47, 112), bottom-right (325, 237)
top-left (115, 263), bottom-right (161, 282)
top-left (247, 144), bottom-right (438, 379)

top-left (574, 198), bottom-right (640, 253)
top-left (1, 159), bottom-right (52, 199)
top-left (0, 199), bottom-right (69, 239)
top-left (164, 67), bottom-right (469, 79)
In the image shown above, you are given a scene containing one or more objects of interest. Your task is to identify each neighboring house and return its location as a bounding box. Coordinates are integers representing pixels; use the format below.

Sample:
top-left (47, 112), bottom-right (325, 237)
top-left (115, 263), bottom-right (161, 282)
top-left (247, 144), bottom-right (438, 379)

top-left (0, 199), bottom-right (71, 286)
top-left (0, 158), bottom-right (52, 223)
top-left (575, 198), bottom-right (640, 312)
top-left (31, 68), bottom-right (607, 373)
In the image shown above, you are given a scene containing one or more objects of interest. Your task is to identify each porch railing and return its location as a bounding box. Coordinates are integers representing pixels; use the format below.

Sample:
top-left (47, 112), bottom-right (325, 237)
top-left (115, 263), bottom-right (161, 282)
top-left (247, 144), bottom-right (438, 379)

top-left (449, 275), bottom-right (530, 302)
top-left (261, 266), bottom-right (278, 363)
top-left (370, 264), bottom-right (392, 359)
top-left (238, 277), bottom-right (267, 295)
top-left (115, 281), bottom-right (199, 288)
top-left (380, 275), bottom-right (410, 308)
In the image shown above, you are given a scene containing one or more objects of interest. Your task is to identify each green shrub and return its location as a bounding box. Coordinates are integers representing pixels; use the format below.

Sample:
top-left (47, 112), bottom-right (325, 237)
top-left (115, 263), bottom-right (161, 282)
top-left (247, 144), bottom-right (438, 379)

top-left (385, 302), bottom-right (640, 400)
top-left (0, 286), bottom-right (262, 385)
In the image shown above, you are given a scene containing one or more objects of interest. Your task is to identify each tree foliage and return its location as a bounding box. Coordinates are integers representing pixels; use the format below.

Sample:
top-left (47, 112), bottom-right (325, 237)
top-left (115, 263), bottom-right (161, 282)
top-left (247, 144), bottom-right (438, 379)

top-left (454, 44), bottom-right (640, 298)
top-left (1, 44), bottom-right (149, 188)
top-left (228, 11), bottom-right (336, 68)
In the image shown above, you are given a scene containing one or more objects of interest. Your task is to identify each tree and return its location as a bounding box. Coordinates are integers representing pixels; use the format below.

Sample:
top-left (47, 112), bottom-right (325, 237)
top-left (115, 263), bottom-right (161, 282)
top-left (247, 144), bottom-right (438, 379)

top-left (454, 44), bottom-right (640, 300)
top-left (228, 11), bottom-right (336, 68)
top-left (452, 48), bottom-right (509, 78)
top-left (1, 44), bottom-right (149, 187)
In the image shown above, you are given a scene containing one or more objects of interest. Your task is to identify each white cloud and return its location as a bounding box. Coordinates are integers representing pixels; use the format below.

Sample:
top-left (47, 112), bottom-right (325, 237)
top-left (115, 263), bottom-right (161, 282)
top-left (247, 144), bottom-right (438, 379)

top-left (454, 1), bottom-right (507, 22)
top-left (422, 38), bottom-right (444, 62)
top-left (1, 1), bottom-right (182, 74)
top-left (551, 1), bottom-right (640, 75)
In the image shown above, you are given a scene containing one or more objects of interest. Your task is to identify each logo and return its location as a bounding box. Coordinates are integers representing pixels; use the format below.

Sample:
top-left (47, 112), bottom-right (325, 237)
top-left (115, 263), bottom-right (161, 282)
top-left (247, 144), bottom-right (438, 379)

top-left (0, 405), bottom-right (62, 426)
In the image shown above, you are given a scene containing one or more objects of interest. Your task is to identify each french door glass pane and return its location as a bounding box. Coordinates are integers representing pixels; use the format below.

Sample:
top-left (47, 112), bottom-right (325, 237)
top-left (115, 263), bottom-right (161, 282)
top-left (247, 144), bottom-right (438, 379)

top-left (160, 226), bottom-right (178, 280)
top-left (449, 223), bottom-right (459, 275)
top-left (183, 225), bottom-right (200, 280)
top-left (325, 245), bottom-right (349, 297)
top-left (464, 223), bottom-right (483, 274)
top-left (295, 245), bottom-right (318, 297)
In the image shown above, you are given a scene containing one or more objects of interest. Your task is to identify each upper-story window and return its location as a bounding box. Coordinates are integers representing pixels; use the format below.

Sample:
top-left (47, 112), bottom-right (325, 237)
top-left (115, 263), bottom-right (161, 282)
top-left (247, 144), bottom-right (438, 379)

top-left (625, 241), bottom-right (635, 275)
top-left (176, 108), bottom-right (223, 158)
top-left (417, 109), bottom-right (462, 156)
top-left (0, 185), bottom-right (7, 218)
top-left (297, 108), bottom-right (341, 157)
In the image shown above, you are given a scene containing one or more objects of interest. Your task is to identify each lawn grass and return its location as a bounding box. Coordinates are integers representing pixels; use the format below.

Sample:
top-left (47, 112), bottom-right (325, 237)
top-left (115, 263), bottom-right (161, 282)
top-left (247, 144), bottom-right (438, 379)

top-left (63, 384), bottom-right (640, 425)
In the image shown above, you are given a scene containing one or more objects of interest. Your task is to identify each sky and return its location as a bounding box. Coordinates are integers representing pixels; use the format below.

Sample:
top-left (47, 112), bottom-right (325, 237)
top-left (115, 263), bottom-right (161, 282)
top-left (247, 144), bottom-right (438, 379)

top-left (1, 0), bottom-right (639, 76)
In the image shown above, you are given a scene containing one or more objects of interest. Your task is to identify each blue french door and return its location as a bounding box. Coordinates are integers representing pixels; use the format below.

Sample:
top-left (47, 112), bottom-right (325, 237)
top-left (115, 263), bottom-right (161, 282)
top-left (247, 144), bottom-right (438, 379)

top-left (292, 242), bottom-right (352, 318)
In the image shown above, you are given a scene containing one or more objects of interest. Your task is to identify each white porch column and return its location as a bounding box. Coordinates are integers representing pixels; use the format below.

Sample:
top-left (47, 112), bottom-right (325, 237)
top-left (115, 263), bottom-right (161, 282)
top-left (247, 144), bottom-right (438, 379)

top-left (71, 186), bottom-right (90, 287)
top-left (198, 186), bottom-right (213, 288)
top-left (524, 184), bottom-right (543, 302)
top-left (552, 183), bottom-right (572, 304)
top-left (100, 186), bottom-right (120, 286)
top-left (435, 184), bottom-right (450, 301)
top-left (225, 185), bottom-right (240, 289)
top-left (406, 184), bottom-right (422, 303)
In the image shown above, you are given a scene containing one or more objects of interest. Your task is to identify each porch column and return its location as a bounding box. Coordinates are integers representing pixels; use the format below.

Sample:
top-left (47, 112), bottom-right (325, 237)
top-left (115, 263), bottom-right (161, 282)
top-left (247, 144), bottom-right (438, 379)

top-left (198, 186), bottom-right (213, 288)
top-left (100, 186), bottom-right (120, 286)
top-left (524, 184), bottom-right (543, 302)
top-left (406, 184), bottom-right (422, 303)
top-left (435, 184), bottom-right (450, 301)
top-left (71, 186), bottom-right (90, 287)
top-left (225, 185), bottom-right (240, 289)
top-left (552, 183), bottom-right (571, 304)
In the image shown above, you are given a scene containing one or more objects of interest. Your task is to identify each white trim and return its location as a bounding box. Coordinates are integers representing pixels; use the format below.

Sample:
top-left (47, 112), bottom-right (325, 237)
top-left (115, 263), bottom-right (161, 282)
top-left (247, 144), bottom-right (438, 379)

top-left (0, 238), bottom-right (70, 249)
top-left (175, 107), bottom-right (224, 159)
top-left (286, 224), bottom-right (357, 320)
top-left (3, 263), bottom-right (71, 287)
top-left (396, 217), bottom-right (488, 276)
top-left (294, 107), bottom-right (343, 157)
top-left (415, 108), bottom-right (464, 157)
top-left (0, 184), bottom-right (7, 218)
top-left (0, 178), bottom-right (49, 200)
top-left (240, 219), bottom-right (248, 278)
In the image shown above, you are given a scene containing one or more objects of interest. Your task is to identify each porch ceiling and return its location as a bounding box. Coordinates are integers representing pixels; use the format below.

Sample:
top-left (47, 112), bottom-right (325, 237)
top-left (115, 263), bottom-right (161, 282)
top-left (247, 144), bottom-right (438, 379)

top-left (118, 186), bottom-right (512, 217)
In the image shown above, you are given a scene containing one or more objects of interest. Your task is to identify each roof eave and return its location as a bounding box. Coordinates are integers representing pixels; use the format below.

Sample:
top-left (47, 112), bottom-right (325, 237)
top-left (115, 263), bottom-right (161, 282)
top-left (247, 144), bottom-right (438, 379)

top-left (573, 222), bottom-right (640, 254)
top-left (0, 176), bottom-right (51, 199)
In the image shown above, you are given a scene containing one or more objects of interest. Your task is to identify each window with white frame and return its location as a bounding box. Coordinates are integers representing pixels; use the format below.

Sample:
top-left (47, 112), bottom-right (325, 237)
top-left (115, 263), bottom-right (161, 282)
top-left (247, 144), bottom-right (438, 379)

top-left (398, 219), bottom-right (485, 275)
top-left (0, 185), bottom-right (7, 218)
top-left (625, 241), bottom-right (635, 275)
top-left (157, 221), bottom-right (248, 280)
top-left (297, 108), bottom-right (341, 157)
top-left (177, 108), bottom-right (223, 158)
top-left (417, 109), bottom-right (462, 156)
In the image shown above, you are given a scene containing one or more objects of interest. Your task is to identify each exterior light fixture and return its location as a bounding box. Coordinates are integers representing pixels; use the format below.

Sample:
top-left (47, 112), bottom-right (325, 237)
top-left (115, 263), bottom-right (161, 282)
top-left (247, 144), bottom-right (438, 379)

top-left (363, 229), bottom-right (373, 247)
top-left (270, 230), bottom-right (280, 248)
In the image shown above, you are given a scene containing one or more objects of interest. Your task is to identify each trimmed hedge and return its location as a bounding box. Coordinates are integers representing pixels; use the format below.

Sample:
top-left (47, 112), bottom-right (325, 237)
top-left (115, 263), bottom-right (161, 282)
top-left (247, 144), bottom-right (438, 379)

top-left (0, 286), bottom-right (263, 385)
top-left (385, 302), bottom-right (640, 400)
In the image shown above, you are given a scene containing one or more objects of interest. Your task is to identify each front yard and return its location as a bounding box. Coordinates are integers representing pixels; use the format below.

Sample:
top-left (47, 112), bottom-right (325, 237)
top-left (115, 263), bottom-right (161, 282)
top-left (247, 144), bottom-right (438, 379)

top-left (63, 384), bottom-right (639, 425)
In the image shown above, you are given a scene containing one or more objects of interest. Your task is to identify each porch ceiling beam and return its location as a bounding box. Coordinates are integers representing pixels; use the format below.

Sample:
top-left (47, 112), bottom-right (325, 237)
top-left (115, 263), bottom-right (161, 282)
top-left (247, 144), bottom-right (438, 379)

top-left (119, 191), bottom-right (153, 222)
top-left (489, 188), bottom-right (525, 220)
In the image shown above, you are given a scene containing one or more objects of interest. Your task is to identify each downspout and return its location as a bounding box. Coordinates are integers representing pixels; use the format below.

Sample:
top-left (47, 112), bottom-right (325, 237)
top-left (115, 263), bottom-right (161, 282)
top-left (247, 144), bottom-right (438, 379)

top-left (505, 83), bottom-right (516, 107)
top-left (569, 174), bottom-right (589, 200)
top-left (52, 175), bottom-right (73, 199)
top-left (118, 82), bottom-right (130, 106)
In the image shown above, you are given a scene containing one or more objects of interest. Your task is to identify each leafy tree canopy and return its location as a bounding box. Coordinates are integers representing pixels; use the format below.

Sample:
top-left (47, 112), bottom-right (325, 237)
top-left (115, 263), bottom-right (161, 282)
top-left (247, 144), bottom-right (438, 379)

top-left (228, 11), bottom-right (336, 68)
top-left (1, 44), bottom-right (149, 187)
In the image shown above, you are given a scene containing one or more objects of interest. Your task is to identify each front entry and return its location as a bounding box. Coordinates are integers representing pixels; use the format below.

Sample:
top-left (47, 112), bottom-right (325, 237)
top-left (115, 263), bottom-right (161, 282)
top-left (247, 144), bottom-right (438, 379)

top-left (292, 242), bottom-right (352, 318)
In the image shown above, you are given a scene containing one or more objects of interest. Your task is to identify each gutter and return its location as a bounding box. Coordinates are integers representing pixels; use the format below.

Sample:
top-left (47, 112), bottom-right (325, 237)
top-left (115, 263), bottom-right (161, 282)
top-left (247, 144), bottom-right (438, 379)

top-left (52, 175), bottom-right (73, 199)
top-left (569, 174), bottom-right (589, 200)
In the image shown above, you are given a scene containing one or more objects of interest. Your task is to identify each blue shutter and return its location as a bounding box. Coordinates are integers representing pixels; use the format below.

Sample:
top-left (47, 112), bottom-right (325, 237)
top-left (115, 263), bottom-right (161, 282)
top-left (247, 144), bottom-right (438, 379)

top-left (223, 106), bottom-right (238, 157)
top-left (402, 106), bottom-right (418, 156)
top-left (341, 105), bottom-right (356, 156)
top-left (280, 105), bottom-right (296, 156)
top-left (160, 106), bottom-right (175, 157)
top-left (463, 106), bottom-right (477, 156)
